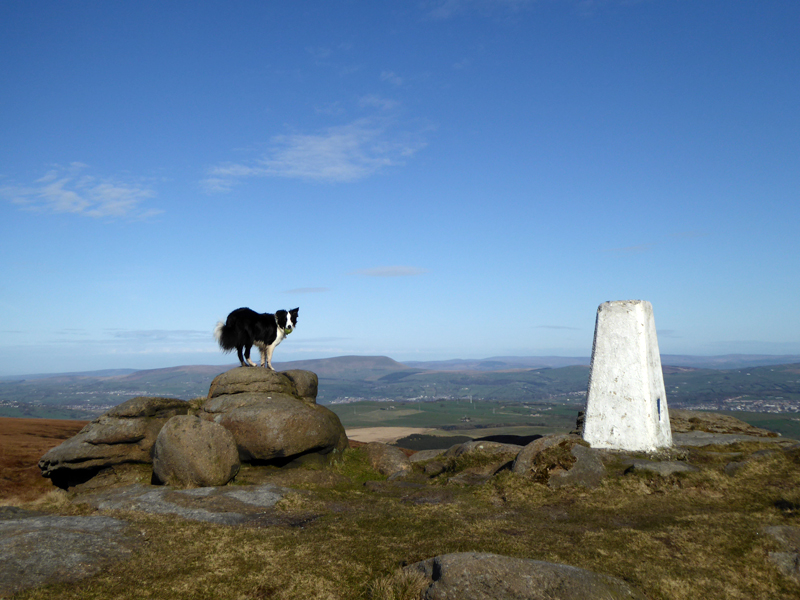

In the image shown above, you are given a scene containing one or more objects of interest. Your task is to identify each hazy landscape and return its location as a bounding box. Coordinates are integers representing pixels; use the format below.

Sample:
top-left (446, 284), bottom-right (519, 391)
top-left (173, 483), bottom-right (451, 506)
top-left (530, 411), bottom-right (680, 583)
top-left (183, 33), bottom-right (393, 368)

top-left (2, 354), bottom-right (800, 440)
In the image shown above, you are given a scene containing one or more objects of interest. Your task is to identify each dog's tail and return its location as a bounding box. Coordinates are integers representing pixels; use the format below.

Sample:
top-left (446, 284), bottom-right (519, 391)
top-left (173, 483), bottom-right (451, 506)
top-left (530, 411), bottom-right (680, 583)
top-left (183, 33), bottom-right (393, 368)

top-left (213, 320), bottom-right (233, 352)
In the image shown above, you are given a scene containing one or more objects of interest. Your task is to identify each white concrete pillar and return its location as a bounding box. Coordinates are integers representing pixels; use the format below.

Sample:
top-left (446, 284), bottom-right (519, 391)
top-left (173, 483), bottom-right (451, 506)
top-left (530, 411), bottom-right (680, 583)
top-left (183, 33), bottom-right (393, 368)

top-left (582, 300), bottom-right (672, 452)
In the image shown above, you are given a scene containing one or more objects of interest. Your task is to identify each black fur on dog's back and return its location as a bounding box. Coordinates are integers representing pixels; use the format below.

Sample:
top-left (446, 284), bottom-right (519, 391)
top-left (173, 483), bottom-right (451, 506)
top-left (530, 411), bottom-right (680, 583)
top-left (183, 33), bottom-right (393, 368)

top-left (214, 307), bottom-right (298, 368)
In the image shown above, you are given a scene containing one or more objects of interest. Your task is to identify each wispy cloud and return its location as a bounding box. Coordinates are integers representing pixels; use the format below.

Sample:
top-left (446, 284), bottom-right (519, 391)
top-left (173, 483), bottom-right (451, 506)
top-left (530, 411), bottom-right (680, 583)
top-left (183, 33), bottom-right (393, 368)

top-left (203, 117), bottom-right (427, 191)
top-left (350, 266), bottom-right (428, 277)
top-left (425, 0), bottom-right (534, 20)
top-left (1, 163), bottom-right (161, 220)
top-left (600, 244), bottom-right (654, 255)
top-left (104, 329), bottom-right (210, 341)
top-left (359, 94), bottom-right (401, 111)
top-left (282, 287), bottom-right (331, 294)
top-left (671, 230), bottom-right (710, 240)
top-left (380, 70), bottom-right (404, 86)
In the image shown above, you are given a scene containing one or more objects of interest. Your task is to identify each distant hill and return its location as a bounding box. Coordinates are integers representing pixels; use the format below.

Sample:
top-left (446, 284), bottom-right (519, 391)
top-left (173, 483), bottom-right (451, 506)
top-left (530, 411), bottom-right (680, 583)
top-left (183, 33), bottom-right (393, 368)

top-left (404, 354), bottom-right (800, 371)
top-left (403, 356), bottom-right (590, 371)
top-left (271, 355), bottom-right (409, 380)
top-left (2, 354), bottom-right (800, 418)
top-left (661, 354), bottom-right (800, 369)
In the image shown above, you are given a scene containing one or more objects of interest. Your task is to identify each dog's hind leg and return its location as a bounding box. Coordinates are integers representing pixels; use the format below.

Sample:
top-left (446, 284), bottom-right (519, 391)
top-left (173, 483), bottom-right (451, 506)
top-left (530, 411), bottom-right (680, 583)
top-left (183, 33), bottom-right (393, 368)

top-left (243, 345), bottom-right (257, 367)
top-left (254, 342), bottom-right (268, 368)
top-left (236, 346), bottom-right (248, 367)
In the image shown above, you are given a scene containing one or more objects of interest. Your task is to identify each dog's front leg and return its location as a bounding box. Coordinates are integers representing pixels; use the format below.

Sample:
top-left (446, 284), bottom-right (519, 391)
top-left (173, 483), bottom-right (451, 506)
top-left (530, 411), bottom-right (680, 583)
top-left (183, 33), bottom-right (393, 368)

top-left (255, 342), bottom-right (268, 368)
top-left (265, 345), bottom-right (276, 370)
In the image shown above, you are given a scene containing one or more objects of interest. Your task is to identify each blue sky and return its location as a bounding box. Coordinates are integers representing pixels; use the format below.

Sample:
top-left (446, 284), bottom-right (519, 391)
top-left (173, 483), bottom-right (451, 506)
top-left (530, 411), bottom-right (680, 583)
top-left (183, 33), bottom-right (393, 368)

top-left (1, 1), bottom-right (798, 376)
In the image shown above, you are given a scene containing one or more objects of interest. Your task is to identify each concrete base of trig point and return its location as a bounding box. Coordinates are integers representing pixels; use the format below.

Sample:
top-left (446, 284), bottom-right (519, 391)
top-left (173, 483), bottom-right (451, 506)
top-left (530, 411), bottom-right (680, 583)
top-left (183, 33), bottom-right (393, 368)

top-left (582, 300), bottom-right (672, 452)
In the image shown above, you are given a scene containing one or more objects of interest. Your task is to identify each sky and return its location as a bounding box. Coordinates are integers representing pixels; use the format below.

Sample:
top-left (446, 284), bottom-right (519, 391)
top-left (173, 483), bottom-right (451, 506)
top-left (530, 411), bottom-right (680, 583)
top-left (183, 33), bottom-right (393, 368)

top-left (1, 0), bottom-right (799, 376)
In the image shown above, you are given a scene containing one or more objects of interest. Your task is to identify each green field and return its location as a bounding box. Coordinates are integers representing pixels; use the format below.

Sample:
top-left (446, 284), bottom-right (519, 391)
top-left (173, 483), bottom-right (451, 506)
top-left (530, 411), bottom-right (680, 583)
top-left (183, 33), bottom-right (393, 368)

top-left (330, 399), bottom-right (583, 436)
top-left (330, 400), bottom-right (800, 444)
top-left (716, 411), bottom-right (800, 439)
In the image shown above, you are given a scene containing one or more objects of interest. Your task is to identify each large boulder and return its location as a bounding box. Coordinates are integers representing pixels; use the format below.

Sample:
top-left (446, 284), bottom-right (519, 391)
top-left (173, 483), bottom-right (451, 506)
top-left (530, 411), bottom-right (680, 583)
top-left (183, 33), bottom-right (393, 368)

top-left (407, 552), bottom-right (647, 600)
top-left (152, 416), bottom-right (240, 488)
top-left (363, 442), bottom-right (411, 478)
top-left (38, 397), bottom-right (189, 488)
top-left (199, 368), bottom-right (347, 464)
top-left (445, 440), bottom-right (524, 458)
top-left (512, 434), bottom-right (605, 489)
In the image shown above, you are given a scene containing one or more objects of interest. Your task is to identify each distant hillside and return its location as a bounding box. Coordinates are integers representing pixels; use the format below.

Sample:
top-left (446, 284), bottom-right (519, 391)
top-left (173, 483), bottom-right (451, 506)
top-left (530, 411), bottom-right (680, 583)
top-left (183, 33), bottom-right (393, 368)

top-left (271, 355), bottom-right (409, 380)
top-left (403, 356), bottom-right (590, 371)
top-left (404, 354), bottom-right (800, 371)
top-left (661, 354), bottom-right (800, 369)
top-left (2, 355), bottom-right (800, 418)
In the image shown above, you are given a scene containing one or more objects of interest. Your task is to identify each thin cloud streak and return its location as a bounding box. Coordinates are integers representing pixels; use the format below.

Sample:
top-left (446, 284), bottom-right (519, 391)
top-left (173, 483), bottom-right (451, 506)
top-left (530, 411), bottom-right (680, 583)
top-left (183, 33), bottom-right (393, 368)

top-left (351, 266), bottom-right (428, 277)
top-left (1, 163), bottom-right (161, 220)
top-left (426, 0), bottom-right (534, 20)
top-left (600, 244), bottom-right (653, 255)
top-left (202, 118), bottom-right (428, 191)
top-left (283, 287), bottom-right (331, 294)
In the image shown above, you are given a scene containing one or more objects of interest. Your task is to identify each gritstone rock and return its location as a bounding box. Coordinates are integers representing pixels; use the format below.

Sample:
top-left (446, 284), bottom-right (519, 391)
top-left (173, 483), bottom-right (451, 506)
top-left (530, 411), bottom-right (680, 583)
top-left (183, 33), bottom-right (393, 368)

top-left (153, 415), bottom-right (240, 488)
top-left (406, 552), bottom-right (647, 600)
top-left (0, 515), bottom-right (140, 596)
top-left (445, 440), bottom-right (524, 458)
top-left (38, 396), bottom-right (189, 488)
top-left (670, 409), bottom-right (779, 437)
top-left (764, 526), bottom-right (800, 581)
top-left (512, 434), bottom-right (606, 488)
top-left (624, 459), bottom-right (699, 476)
top-left (199, 367), bottom-right (348, 464)
top-left (363, 442), bottom-right (412, 477)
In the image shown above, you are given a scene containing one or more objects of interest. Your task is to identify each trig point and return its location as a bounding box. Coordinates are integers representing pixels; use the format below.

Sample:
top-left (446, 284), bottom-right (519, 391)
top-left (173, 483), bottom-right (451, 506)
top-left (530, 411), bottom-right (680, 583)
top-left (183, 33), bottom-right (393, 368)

top-left (582, 300), bottom-right (672, 452)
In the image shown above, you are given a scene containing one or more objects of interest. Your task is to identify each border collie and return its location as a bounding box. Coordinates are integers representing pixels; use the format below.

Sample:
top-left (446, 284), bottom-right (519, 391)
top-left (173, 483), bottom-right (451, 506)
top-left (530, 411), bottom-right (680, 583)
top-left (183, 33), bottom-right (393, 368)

top-left (214, 307), bottom-right (299, 370)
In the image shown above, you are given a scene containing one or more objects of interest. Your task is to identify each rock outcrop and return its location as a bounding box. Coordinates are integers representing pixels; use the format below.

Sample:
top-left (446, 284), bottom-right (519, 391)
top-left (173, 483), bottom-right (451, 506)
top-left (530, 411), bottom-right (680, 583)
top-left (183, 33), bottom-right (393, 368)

top-left (0, 513), bottom-right (140, 596)
top-left (38, 396), bottom-right (189, 488)
top-left (363, 442), bottom-right (412, 478)
top-left (152, 415), bottom-right (240, 488)
top-left (407, 552), bottom-right (647, 600)
top-left (670, 409), bottom-right (778, 436)
top-left (512, 434), bottom-right (605, 488)
top-left (199, 367), bottom-right (348, 464)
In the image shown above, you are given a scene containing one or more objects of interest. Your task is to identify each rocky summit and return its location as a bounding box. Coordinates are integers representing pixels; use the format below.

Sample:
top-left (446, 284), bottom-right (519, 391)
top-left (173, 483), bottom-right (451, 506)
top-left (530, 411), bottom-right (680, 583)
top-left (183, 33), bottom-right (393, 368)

top-left (37, 396), bottom-right (189, 488)
top-left (198, 367), bottom-right (348, 464)
top-left (38, 368), bottom-right (348, 490)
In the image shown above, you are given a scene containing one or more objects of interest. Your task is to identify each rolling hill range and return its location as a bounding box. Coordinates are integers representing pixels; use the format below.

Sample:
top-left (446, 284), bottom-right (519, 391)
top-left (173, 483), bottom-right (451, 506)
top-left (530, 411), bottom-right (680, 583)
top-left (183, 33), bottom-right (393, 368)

top-left (1, 355), bottom-right (800, 419)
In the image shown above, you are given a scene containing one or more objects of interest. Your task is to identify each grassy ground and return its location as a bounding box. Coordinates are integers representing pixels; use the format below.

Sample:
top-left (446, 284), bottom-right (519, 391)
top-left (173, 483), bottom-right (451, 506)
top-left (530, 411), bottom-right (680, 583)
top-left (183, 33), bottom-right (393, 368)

top-left (11, 439), bottom-right (800, 600)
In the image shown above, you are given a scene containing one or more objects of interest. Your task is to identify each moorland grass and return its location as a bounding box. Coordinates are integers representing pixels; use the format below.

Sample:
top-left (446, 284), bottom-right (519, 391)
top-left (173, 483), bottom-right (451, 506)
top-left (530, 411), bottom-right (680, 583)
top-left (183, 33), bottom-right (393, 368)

top-left (11, 443), bottom-right (800, 600)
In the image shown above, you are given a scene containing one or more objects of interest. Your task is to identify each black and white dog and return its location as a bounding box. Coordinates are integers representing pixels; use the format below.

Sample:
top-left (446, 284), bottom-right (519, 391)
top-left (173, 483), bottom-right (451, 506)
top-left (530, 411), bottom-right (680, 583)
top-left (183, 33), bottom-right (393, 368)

top-left (214, 307), bottom-right (299, 370)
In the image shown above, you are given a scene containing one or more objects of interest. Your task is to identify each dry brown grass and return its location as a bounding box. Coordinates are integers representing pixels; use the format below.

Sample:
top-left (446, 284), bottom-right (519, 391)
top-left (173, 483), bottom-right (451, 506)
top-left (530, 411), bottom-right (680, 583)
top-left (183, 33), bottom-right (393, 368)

top-left (0, 417), bottom-right (87, 503)
top-left (4, 418), bottom-right (800, 599)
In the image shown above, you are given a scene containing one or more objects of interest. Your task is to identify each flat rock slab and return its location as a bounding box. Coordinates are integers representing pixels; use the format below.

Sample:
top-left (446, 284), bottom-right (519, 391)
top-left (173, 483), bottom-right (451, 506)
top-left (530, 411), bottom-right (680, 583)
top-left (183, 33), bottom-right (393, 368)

top-left (407, 552), bottom-right (647, 600)
top-left (0, 514), bottom-right (139, 596)
top-left (75, 483), bottom-right (292, 525)
top-left (673, 432), bottom-right (791, 447)
top-left (625, 459), bottom-right (699, 476)
top-left (764, 525), bottom-right (800, 581)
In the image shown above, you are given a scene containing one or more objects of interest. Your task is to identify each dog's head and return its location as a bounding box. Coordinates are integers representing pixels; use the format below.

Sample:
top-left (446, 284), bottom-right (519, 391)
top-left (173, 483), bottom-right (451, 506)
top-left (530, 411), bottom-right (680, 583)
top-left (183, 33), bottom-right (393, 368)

top-left (277, 307), bottom-right (299, 334)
